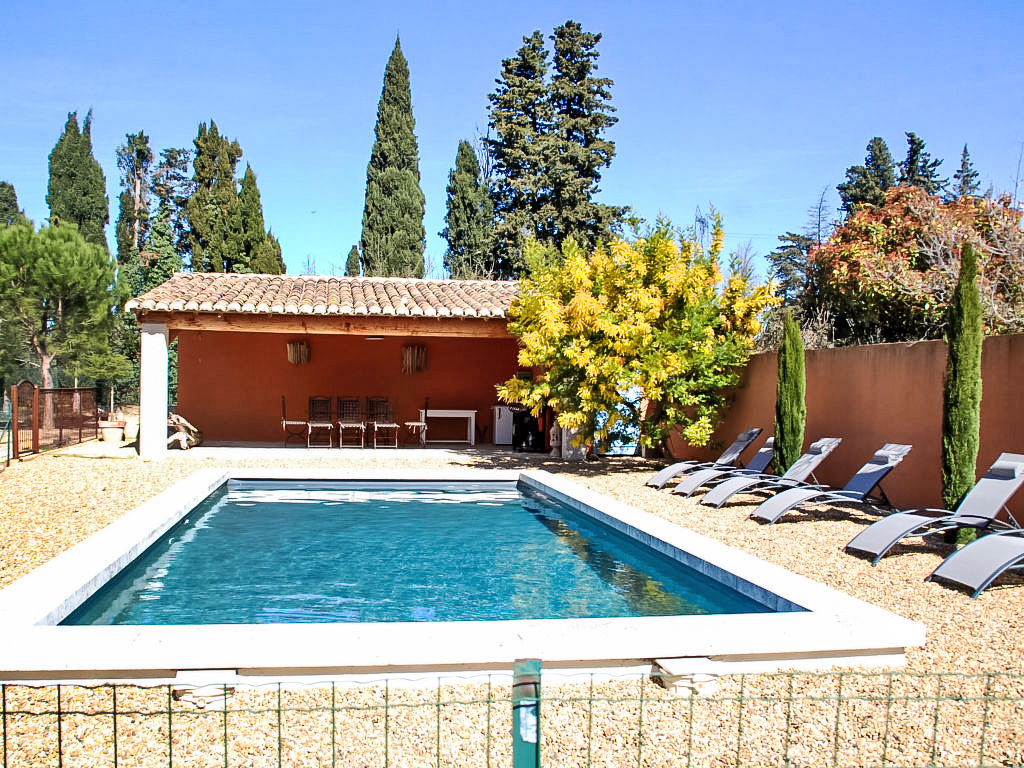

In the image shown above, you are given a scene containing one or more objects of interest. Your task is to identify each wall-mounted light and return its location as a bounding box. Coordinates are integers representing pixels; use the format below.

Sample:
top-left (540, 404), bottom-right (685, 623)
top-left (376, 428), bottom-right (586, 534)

top-left (286, 339), bottom-right (310, 365)
top-left (365, 335), bottom-right (385, 341)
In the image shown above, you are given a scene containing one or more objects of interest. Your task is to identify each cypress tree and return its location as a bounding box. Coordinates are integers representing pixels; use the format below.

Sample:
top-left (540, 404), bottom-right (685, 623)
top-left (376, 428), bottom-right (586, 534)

top-left (774, 310), bottom-right (806, 472)
top-left (238, 166), bottom-right (285, 273)
top-left (837, 137), bottom-right (896, 215)
top-left (950, 145), bottom-right (981, 200)
top-left (487, 30), bottom-right (553, 277)
top-left (187, 121), bottom-right (243, 272)
top-left (237, 165), bottom-right (263, 271)
top-left (441, 140), bottom-right (494, 278)
top-left (111, 132), bottom-right (156, 406)
top-left (548, 20), bottom-right (623, 250)
top-left (251, 232), bottom-right (284, 274)
top-left (142, 206), bottom-right (183, 292)
top-left (899, 132), bottom-right (946, 194)
top-left (941, 242), bottom-right (983, 541)
top-left (345, 245), bottom-right (361, 276)
top-left (1, 181), bottom-right (26, 226)
top-left (114, 131), bottom-right (154, 272)
top-left (151, 148), bottom-right (193, 261)
top-left (46, 110), bottom-right (110, 250)
top-left (360, 37), bottom-right (426, 278)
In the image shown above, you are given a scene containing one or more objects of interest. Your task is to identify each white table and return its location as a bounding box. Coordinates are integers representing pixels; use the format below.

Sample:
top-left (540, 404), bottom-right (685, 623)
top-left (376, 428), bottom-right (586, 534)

top-left (419, 409), bottom-right (477, 445)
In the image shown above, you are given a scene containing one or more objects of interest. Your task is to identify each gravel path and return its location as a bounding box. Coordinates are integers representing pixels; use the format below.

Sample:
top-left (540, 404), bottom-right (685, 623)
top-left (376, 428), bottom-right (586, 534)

top-left (1, 446), bottom-right (1022, 765)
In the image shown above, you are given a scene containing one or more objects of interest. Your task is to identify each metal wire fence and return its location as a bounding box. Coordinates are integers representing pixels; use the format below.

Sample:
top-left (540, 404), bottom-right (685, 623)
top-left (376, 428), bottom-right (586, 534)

top-left (2, 670), bottom-right (1023, 767)
top-left (8, 382), bottom-right (97, 460)
top-left (1, 399), bottom-right (11, 468)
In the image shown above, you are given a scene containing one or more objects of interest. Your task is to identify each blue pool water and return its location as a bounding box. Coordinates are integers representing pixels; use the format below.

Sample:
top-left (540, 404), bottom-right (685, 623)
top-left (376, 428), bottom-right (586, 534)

top-left (63, 480), bottom-right (778, 625)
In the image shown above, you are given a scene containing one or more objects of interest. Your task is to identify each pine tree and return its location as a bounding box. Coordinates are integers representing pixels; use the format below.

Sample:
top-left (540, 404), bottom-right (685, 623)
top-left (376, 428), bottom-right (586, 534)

top-left (837, 137), bottom-right (895, 215)
top-left (360, 38), bottom-right (426, 278)
top-left (774, 310), bottom-right (806, 472)
top-left (0, 220), bottom-right (118, 389)
top-left (441, 140), bottom-right (494, 278)
top-left (46, 110), bottom-right (110, 250)
top-left (941, 243), bottom-right (983, 538)
top-left (345, 245), bottom-right (360, 276)
top-left (187, 121), bottom-right (243, 272)
top-left (767, 232), bottom-right (817, 303)
top-left (547, 20), bottom-right (623, 250)
top-left (767, 189), bottom-right (831, 307)
top-left (0, 181), bottom-right (25, 226)
top-left (950, 145), bottom-right (981, 200)
top-left (899, 132), bottom-right (946, 194)
top-left (487, 30), bottom-right (553, 277)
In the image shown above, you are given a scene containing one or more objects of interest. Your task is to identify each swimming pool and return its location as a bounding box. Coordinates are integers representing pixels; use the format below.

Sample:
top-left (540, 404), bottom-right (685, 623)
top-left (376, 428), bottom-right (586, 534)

top-left (63, 480), bottom-right (777, 625)
top-left (0, 468), bottom-right (924, 683)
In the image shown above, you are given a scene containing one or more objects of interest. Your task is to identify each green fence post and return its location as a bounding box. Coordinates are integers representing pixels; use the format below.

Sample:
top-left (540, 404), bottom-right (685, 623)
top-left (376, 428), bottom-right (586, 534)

top-left (512, 659), bottom-right (541, 768)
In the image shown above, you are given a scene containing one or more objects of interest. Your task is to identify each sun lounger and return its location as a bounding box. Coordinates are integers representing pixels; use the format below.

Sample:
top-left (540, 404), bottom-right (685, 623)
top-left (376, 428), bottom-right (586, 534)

top-left (699, 437), bottom-right (843, 508)
top-left (926, 528), bottom-right (1024, 597)
top-left (671, 438), bottom-right (775, 497)
top-left (646, 428), bottom-right (762, 489)
top-left (845, 453), bottom-right (1024, 565)
top-left (750, 443), bottom-right (912, 524)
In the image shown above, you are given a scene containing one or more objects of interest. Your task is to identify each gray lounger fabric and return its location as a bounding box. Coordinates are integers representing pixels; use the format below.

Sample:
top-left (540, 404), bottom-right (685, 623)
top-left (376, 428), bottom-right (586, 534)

top-left (750, 444), bottom-right (912, 524)
top-left (926, 529), bottom-right (1024, 597)
top-left (671, 438), bottom-right (775, 497)
top-left (845, 453), bottom-right (1024, 565)
top-left (699, 437), bottom-right (843, 508)
top-left (646, 428), bottom-right (762, 489)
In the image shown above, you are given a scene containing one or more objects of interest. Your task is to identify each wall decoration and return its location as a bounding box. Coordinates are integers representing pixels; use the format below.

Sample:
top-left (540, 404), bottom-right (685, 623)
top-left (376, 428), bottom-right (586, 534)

top-left (401, 344), bottom-right (427, 374)
top-left (286, 339), bottom-right (311, 365)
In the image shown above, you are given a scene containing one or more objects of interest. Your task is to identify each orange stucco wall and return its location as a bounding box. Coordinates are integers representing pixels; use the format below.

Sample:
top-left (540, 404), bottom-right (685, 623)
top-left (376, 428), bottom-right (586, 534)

top-left (668, 334), bottom-right (1024, 517)
top-left (174, 330), bottom-right (522, 444)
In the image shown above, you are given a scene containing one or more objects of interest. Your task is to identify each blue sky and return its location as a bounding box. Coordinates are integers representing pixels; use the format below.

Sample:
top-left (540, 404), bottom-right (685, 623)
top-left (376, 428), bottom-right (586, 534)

top-left (2, 0), bottom-right (1022, 278)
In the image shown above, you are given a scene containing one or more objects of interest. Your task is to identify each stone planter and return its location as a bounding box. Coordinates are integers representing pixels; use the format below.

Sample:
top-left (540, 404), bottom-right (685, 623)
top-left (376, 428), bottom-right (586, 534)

top-left (98, 420), bottom-right (126, 443)
top-left (122, 417), bottom-right (140, 441)
top-left (561, 427), bottom-right (587, 462)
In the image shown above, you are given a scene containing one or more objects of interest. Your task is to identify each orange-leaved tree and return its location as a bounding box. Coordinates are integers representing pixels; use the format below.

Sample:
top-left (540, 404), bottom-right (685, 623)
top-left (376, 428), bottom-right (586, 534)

top-left (813, 186), bottom-right (1024, 343)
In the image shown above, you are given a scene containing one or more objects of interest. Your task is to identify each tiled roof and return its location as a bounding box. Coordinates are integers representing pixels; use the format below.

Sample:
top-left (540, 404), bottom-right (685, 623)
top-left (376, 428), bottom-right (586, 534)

top-left (127, 273), bottom-right (519, 319)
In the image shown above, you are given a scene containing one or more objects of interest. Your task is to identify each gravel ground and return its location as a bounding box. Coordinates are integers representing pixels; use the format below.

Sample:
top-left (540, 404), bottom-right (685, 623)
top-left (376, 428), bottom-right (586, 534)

top-left (1, 445), bottom-right (1022, 766)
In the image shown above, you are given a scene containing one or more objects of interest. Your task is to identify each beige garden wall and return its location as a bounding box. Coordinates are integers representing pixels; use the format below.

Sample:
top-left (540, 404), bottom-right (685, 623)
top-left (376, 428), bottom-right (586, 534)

top-left (667, 333), bottom-right (1024, 518)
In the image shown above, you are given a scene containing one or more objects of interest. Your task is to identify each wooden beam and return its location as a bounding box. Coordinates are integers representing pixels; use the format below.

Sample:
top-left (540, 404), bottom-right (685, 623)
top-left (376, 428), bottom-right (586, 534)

top-left (135, 311), bottom-right (511, 339)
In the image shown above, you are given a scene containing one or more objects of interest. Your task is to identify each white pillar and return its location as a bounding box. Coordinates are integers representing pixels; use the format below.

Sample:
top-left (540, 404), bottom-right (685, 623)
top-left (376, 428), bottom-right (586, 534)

top-left (139, 322), bottom-right (169, 460)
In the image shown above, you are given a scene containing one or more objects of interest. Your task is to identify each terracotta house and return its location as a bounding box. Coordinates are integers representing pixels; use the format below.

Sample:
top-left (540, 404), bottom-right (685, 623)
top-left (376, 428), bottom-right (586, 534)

top-left (127, 273), bottom-right (523, 458)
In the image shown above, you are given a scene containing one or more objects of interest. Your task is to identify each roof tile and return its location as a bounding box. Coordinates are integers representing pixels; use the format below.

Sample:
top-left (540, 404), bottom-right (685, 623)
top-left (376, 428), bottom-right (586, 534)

top-left (127, 273), bottom-right (519, 320)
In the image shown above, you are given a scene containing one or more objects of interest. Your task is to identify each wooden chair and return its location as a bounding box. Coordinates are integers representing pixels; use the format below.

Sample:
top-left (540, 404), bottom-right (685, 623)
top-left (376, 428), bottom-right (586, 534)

top-left (307, 396), bottom-right (334, 448)
top-left (367, 396), bottom-right (399, 448)
top-left (336, 396), bottom-right (366, 448)
top-left (281, 395), bottom-right (307, 446)
top-left (403, 396), bottom-right (428, 447)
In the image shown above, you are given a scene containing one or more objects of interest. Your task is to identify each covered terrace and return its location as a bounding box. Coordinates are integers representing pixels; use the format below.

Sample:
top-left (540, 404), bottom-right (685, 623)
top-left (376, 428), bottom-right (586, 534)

top-left (127, 273), bottom-right (524, 459)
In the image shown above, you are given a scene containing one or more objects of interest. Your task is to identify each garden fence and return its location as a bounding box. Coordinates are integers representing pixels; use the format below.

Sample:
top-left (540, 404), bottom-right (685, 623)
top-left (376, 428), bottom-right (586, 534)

top-left (2, 669), bottom-right (1023, 768)
top-left (1, 397), bottom-right (11, 468)
top-left (8, 381), bottom-right (97, 460)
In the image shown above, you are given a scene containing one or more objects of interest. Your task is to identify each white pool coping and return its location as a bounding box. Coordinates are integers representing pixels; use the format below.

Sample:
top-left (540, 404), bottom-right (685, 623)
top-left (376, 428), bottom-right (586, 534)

top-left (0, 468), bottom-right (925, 683)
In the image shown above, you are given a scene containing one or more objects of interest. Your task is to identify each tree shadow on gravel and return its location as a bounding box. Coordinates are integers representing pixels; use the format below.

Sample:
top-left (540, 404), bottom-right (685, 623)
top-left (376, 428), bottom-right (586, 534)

top-left (439, 447), bottom-right (661, 478)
